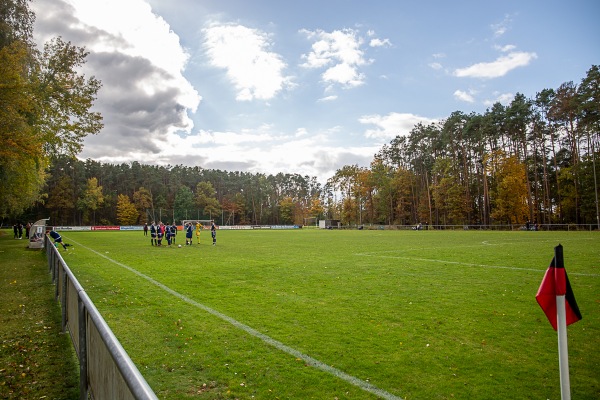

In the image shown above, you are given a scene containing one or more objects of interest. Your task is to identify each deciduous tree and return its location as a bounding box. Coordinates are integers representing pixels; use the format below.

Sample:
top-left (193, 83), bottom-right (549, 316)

top-left (133, 187), bottom-right (153, 224)
top-left (77, 177), bottom-right (104, 225)
top-left (116, 194), bottom-right (138, 225)
top-left (489, 153), bottom-right (529, 224)
top-left (0, 0), bottom-right (102, 218)
top-left (195, 181), bottom-right (220, 219)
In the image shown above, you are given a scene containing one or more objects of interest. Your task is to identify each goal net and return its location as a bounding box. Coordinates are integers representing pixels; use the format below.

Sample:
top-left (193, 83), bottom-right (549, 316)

top-left (181, 220), bottom-right (214, 229)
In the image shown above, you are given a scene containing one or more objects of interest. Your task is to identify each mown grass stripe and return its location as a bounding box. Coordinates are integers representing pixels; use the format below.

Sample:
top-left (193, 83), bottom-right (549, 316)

top-left (354, 253), bottom-right (600, 277)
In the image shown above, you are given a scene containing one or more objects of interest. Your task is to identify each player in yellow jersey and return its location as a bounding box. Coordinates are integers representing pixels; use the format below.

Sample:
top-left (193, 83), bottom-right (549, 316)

top-left (195, 222), bottom-right (202, 244)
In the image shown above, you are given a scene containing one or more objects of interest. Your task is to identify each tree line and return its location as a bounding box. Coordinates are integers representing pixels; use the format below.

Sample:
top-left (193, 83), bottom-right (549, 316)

top-left (330, 67), bottom-right (599, 228)
top-left (19, 61), bottom-right (600, 230)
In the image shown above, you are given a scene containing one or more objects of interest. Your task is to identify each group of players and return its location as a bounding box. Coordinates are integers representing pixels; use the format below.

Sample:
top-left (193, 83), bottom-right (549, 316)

top-left (147, 221), bottom-right (217, 247)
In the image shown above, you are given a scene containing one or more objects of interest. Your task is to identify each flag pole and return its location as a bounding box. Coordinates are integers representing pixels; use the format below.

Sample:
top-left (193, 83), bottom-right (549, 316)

top-left (554, 245), bottom-right (571, 400)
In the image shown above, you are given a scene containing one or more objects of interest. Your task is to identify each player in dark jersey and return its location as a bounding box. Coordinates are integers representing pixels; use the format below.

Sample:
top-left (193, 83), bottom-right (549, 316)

top-left (49, 230), bottom-right (68, 250)
top-left (150, 222), bottom-right (157, 246)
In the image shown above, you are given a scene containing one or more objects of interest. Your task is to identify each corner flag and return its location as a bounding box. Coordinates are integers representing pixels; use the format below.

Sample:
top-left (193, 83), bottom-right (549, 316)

top-left (535, 244), bottom-right (582, 330)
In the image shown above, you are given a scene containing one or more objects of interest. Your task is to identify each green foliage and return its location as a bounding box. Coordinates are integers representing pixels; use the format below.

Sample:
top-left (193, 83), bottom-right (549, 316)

top-left (195, 181), bottom-right (220, 218)
top-left (77, 177), bottom-right (104, 224)
top-left (0, 40), bottom-right (46, 217)
top-left (278, 196), bottom-right (294, 224)
top-left (34, 37), bottom-right (103, 157)
top-left (0, 0), bottom-right (102, 218)
top-left (432, 158), bottom-right (469, 224)
top-left (578, 65), bottom-right (600, 132)
top-left (45, 174), bottom-right (75, 225)
top-left (0, 0), bottom-right (35, 54)
top-left (173, 186), bottom-right (195, 222)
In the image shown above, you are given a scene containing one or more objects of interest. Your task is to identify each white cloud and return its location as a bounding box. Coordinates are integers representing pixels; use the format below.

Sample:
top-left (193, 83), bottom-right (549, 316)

top-left (295, 128), bottom-right (309, 137)
top-left (370, 38), bottom-right (392, 47)
top-left (483, 92), bottom-right (514, 106)
top-left (429, 62), bottom-right (443, 70)
top-left (318, 95), bottom-right (338, 102)
top-left (300, 28), bottom-right (371, 88)
top-left (454, 51), bottom-right (537, 79)
top-left (496, 44), bottom-right (517, 52)
top-left (32, 0), bottom-right (201, 160)
top-left (491, 15), bottom-right (513, 37)
top-left (359, 112), bottom-right (438, 140)
top-left (203, 23), bottom-right (293, 101)
top-left (322, 62), bottom-right (365, 87)
top-left (138, 126), bottom-right (375, 184)
top-left (454, 89), bottom-right (476, 103)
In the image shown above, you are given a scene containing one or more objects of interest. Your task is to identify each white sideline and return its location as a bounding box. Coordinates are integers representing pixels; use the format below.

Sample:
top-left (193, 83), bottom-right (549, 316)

top-left (68, 238), bottom-right (403, 400)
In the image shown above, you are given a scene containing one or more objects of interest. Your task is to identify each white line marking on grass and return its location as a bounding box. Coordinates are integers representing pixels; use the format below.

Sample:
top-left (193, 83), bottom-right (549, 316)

top-left (354, 253), bottom-right (599, 277)
top-left (69, 239), bottom-right (403, 400)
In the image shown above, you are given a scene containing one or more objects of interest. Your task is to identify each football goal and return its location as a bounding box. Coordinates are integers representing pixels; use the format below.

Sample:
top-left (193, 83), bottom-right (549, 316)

top-left (181, 219), bottom-right (214, 229)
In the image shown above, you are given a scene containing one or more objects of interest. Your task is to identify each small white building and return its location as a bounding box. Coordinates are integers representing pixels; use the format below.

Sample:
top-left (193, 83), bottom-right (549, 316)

top-left (318, 219), bottom-right (341, 229)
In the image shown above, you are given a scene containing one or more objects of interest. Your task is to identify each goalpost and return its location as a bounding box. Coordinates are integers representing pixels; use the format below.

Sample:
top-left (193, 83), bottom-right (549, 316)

top-left (180, 220), bottom-right (214, 244)
top-left (181, 219), bottom-right (214, 229)
top-left (303, 217), bottom-right (318, 227)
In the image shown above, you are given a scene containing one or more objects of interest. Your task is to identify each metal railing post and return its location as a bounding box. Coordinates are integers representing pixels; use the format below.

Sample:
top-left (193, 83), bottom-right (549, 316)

top-left (78, 296), bottom-right (88, 400)
top-left (61, 271), bottom-right (68, 333)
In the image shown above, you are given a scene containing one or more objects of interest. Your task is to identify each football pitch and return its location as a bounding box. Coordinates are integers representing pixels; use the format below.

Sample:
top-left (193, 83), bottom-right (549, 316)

top-left (59, 229), bottom-right (599, 399)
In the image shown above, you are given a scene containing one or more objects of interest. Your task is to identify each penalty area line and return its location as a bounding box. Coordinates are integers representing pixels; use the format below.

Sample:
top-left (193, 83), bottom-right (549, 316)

top-left (68, 238), bottom-right (403, 400)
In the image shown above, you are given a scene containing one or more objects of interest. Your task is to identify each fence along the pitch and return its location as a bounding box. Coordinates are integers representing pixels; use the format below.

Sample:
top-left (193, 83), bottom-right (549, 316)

top-left (46, 237), bottom-right (158, 400)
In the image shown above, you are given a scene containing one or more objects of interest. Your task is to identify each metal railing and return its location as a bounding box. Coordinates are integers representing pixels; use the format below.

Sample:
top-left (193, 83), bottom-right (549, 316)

top-left (343, 223), bottom-right (598, 231)
top-left (46, 237), bottom-right (158, 400)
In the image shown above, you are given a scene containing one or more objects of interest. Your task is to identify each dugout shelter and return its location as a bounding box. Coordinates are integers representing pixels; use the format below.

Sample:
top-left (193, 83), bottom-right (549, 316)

top-left (29, 218), bottom-right (49, 249)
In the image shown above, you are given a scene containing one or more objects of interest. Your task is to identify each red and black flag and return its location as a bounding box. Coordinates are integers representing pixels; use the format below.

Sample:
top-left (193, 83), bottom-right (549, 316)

top-left (536, 245), bottom-right (582, 330)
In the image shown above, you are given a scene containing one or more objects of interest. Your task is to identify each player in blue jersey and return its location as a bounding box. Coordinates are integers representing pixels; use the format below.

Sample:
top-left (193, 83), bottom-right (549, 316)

top-left (49, 230), bottom-right (68, 250)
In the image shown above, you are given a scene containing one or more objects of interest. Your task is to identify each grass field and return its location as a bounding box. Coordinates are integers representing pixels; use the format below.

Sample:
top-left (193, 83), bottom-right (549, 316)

top-left (0, 232), bottom-right (79, 399)
top-left (56, 229), bottom-right (599, 399)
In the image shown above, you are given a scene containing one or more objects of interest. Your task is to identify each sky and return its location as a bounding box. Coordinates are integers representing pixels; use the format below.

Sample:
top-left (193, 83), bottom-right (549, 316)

top-left (31, 0), bottom-right (599, 184)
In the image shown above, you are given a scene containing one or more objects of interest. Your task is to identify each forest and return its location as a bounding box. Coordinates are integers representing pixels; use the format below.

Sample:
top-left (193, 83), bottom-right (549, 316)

top-left (17, 64), bottom-right (600, 229)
